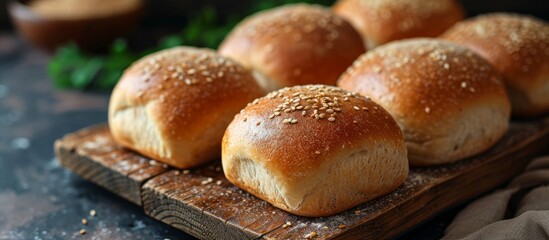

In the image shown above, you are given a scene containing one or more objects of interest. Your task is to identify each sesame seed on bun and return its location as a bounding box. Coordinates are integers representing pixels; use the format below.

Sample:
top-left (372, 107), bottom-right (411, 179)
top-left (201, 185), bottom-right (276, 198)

top-left (339, 39), bottom-right (511, 165)
top-left (441, 13), bottom-right (549, 117)
top-left (109, 47), bottom-right (265, 168)
top-left (222, 85), bottom-right (408, 216)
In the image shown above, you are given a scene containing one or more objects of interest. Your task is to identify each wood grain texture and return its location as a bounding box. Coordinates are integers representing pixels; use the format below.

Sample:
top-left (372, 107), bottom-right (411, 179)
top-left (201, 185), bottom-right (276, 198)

top-left (56, 120), bottom-right (549, 239)
top-left (142, 163), bottom-right (291, 239)
top-left (54, 124), bottom-right (169, 205)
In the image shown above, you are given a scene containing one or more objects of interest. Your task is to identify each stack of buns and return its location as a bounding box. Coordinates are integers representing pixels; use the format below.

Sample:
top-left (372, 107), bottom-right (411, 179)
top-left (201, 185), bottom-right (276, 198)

top-left (108, 2), bottom-right (549, 217)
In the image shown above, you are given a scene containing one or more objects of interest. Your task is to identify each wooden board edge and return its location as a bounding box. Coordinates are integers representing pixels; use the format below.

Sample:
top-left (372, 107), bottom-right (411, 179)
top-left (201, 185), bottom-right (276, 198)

top-left (53, 119), bottom-right (549, 240)
top-left (141, 173), bottom-right (262, 240)
top-left (55, 141), bottom-right (143, 205)
top-left (54, 125), bottom-right (169, 206)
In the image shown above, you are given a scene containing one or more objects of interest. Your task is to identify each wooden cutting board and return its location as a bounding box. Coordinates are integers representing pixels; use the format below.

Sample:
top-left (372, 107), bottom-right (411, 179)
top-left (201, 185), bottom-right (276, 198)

top-left (54, 120), bottom-right (549, 239)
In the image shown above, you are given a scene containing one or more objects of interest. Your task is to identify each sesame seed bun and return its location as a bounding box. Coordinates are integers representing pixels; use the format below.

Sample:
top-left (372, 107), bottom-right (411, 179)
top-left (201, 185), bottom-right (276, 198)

top-left (218, 4), bottom-right (366, 92)
top-left (338, 39), bottom-right (511, 166)
top-left (441, 13), bottom-right (549, 117)
top-left (108, 47), bottom-right (265, 168)
top-left (333, 0), bottom-right (464, 49)
top-left (222, 85), bottom-right (408, 217)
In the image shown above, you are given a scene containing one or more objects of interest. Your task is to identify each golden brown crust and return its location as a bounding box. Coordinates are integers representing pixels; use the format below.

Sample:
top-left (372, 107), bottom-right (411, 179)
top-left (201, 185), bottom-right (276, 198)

top-left (222, 85), bottom-right (408, 216)
top-left (333, 0), bottom-right (464, 48)
top-left (339, 39), bottom-right (507, 124)
top-left (109, 47), bottom-right (265, 168)
top-left (218, 4), bottom-right (366, 91)
top-left (338, 39), bottom-right (511, 165)
top-left (441, 13), bottom-right (549, 116)
top-left (225, 85), bottom-right (404, 178)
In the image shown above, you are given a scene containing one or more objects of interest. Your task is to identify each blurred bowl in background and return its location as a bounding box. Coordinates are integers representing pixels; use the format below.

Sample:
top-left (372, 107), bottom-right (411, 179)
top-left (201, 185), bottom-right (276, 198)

top-left (8, 0), bottom-right (143, 53)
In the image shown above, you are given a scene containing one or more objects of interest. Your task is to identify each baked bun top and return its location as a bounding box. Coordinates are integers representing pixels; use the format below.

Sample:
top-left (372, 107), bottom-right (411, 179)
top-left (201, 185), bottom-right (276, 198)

top-left (109, 47), bottom-right (264, 155)
top-left (338, 39), bottom-right (509, 126)
top-left (223, 85), bottom-right (405, 180)
top-left (333, 0), bottom-right (464, 48)
top-left (114, 47), bottom-right (262, 125)
top-left (441, 13), bottom-right (549, 92)
top-left (219, 4), bottom-right (366, 91)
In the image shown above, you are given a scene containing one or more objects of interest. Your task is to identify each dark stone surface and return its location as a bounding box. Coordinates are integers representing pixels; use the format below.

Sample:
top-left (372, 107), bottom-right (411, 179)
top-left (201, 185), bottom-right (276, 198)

top-left (0, 35), bottom-right (192, 240)
top-left (0, 34), bottom-right (463, 240)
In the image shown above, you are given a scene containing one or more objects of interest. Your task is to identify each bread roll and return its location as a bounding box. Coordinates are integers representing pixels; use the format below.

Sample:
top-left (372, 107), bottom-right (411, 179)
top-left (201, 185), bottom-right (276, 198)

top-left (338, 39), bottom-right (511, 165)
top-left (441, 13), bottom-right (549, 117)
top-left (333, 0), bottom-right (464, 49)
top-left (222, 85), bottom-right (408, 217)
top-left (218, 4), bottom-right (366, 92)
top-left (109, 47), bottom-right (264, 168)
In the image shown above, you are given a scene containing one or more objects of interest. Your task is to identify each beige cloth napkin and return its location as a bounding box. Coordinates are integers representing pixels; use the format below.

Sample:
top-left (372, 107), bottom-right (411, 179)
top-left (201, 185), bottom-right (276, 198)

top-left (443, 156), bottom-right (549, 240)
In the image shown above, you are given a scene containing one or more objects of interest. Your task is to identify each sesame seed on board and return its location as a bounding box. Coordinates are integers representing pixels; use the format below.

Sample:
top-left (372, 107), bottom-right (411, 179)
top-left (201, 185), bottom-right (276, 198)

top-left (304, 231), bottom-right (318, 239)
top-left (282, 221), bottom-right (292, 228)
